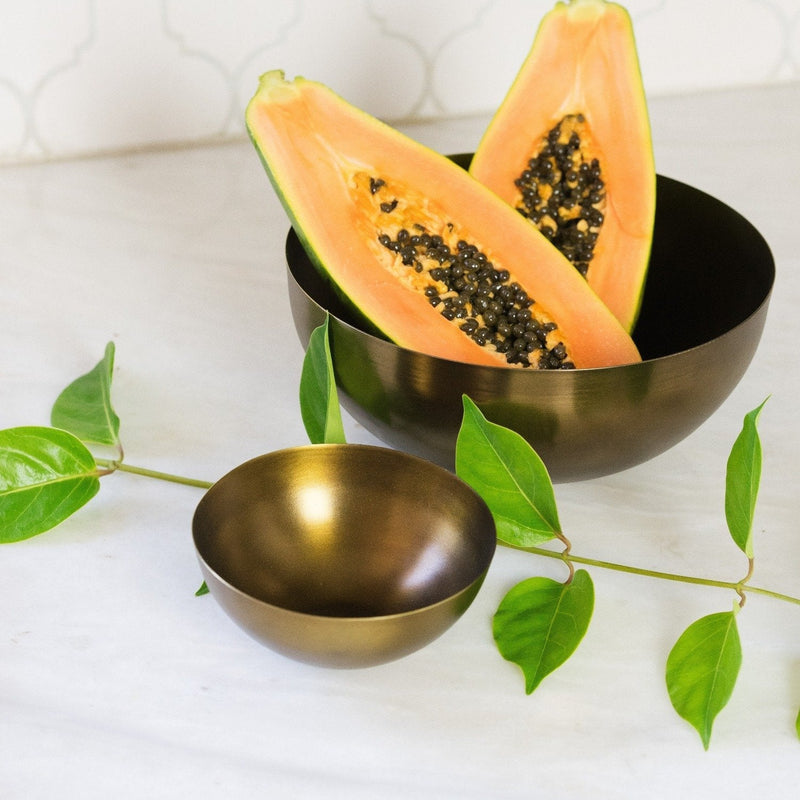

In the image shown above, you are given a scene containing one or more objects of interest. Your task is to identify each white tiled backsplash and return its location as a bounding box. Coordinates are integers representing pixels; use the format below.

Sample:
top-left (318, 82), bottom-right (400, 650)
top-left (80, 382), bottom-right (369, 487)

top-left (2, 0), bottom-right (798, 164)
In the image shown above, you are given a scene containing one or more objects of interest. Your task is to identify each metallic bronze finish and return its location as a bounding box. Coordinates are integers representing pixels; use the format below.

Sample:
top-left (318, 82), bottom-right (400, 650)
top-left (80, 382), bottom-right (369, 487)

top-left (192, 444), bottom-right (496, 668)
top-left (286, 167), bottom-right (774, 482)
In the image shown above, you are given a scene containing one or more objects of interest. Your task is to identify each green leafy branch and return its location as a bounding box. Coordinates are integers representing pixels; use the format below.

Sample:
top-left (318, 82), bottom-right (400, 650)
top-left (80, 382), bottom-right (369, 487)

top-left (455, 394), bottom-right (770, 750)
top-left (0, 325), bottom-right (792, 748)
top-left (0, 342), bottom-right (212, 544)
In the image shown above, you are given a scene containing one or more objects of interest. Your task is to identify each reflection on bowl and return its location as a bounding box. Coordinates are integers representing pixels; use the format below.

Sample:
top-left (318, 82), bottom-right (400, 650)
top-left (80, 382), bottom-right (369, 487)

top-left (192, 444), bottom-right (496, 668)
top-left (286, 163), bottom-right (774, 482)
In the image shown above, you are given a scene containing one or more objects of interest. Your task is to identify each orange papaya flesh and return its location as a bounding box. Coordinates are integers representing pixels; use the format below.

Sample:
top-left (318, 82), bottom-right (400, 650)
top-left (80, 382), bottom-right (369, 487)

top-left (470, 0), bottom-right (656, 333)
top-left (246, 71), bottom-right (641, 369)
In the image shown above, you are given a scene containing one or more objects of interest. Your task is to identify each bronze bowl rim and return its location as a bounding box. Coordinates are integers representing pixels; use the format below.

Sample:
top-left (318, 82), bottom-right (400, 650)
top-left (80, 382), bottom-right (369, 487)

top-left (286, 242), bottom-right (773, 371)
top-left (285, 168), bottom-right (775, 370)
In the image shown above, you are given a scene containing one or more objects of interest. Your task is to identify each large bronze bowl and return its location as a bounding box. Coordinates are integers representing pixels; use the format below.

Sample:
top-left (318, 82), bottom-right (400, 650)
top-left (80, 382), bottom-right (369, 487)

top-left (286, 165), bottom-right (774, 482)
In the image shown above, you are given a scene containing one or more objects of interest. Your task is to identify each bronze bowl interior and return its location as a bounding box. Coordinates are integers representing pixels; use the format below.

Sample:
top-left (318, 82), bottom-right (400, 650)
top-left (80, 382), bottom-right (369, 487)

top-left (286, 160), bottom-right (774, 482)
top-left (192, 444), bottom-right (496, 668)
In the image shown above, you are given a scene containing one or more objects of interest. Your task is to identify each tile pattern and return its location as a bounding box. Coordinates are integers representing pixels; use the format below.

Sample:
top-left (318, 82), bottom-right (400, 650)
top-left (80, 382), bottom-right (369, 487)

top-left (1, 0), bottom-right (798, 163)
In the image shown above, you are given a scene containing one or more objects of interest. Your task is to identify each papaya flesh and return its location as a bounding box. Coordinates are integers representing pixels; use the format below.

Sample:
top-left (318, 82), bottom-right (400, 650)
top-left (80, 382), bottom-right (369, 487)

top-left (470, 0), bottom-right (656, 333)
top-left (246, 71), bottom-right (640, 370)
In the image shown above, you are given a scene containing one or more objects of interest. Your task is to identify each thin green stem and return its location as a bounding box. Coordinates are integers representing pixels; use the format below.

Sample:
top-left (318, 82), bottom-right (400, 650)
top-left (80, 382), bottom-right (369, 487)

top-left (736, 557), bottom-right (756, 608)
top-left (90, 457), bottom-right (800, 607)
top-left (95, 458), bottom-right (213, 489)
top-left (507, 543), bottom-right (800, 606)
top-left (555, 531), bottom-right (575, 584)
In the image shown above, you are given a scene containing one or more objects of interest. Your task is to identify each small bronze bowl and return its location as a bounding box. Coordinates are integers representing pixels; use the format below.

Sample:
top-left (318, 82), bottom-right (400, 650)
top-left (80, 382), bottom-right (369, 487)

top-left (286, 162), bottom-right (774, 482)
top-left (192, 444), bottom-right (496, 668)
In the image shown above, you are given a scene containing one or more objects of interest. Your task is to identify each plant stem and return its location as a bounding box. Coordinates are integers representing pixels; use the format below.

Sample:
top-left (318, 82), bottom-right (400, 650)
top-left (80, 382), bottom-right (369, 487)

top-left (95, 458), bottom-right (213, 489)
top-left (555, 531), bottom-right (575, 584)
top-left (508, 543), bottom-right (800, 606)
top-left (736, 557), bottom-right (755, 608)
top-left (93, 457), bottom-right (800, 608)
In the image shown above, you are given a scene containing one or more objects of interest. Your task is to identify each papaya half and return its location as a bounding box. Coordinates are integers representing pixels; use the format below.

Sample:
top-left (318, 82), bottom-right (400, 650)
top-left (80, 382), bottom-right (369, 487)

top-left (246, 71), bottom-right (640, 370)
top-left (470, 0), bottom-right (656, 333)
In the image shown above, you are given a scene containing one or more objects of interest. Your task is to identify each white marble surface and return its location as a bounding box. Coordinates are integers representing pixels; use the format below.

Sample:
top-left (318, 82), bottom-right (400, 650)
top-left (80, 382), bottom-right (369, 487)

top-left (1, 83), bottom-right (799, 798)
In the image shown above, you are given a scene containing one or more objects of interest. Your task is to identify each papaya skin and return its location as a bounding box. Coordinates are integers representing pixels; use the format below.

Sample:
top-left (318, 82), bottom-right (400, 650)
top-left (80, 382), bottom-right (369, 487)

top-left (246, 71), bottom-right (641, 369)
top-left (470, 0), bottom-right (656, 333)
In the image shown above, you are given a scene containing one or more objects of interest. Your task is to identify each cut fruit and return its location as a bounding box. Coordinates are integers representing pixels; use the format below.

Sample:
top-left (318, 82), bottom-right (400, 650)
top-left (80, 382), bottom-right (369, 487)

top-left (246, 70), bottom-right (641, 369)
top-left (470, 0), bottom-right (656, 332)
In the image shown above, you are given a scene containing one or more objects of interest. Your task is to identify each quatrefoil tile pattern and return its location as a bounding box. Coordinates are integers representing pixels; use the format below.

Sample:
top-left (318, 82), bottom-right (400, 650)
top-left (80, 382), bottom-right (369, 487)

top-left (1, 0), bottom-right (798, 163)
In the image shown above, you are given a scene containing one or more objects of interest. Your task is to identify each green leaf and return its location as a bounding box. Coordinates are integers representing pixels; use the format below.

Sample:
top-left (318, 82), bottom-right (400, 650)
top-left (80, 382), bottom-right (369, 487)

top-left (51, 341), bottom-right (120, 447)
top-left (493, 569), bottom-right (594, 694)
top-left (666, 608), bottom-right (742, 749)
top-left (299, 316), bottom-right (346, 444)
top-left (456, 395), bottom-right (559, 546)
top-left (725, 398), bottom-right (768, 558)
top-left (0, 426), bottom-right (101, 542)
top-left (195, 581), bottom-right (209, 596)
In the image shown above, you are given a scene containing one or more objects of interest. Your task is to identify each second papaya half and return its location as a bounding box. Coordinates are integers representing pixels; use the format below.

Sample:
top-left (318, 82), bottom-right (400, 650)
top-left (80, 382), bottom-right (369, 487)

top-left (470, 0), bottom-right (656, 333)
top-left (246, 71), bottom-right (640, 370)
